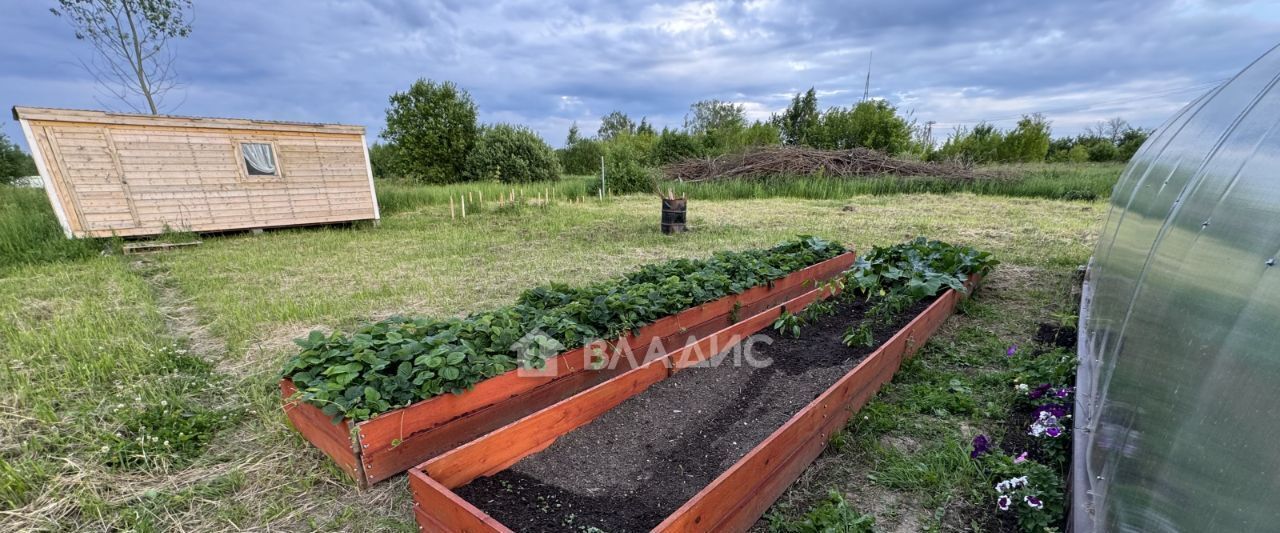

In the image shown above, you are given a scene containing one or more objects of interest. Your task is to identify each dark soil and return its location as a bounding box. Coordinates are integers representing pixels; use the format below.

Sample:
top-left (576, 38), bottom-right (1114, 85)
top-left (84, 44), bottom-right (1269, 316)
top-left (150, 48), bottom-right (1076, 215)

top-left (455, 296), bottom-right (933, 532)
top-left (1033, 322), bottom-right (1076, 350)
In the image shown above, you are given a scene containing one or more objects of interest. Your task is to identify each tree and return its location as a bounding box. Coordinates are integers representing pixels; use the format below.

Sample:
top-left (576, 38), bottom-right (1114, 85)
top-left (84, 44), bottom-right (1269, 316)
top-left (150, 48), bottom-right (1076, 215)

top-left (999, 114), bottom-right (1052, 163)
top-left (466, 124), bottom-right (561, 183)
top-left (0, 131), bottom-right (38, 185)
top-left (654, 128), bottom-right (703, 165)
top-left (685, 100), bottom-right (747, 155)
top-left (381, 79), bottom-right (479, 184)
top-left (812, 100), bottom-right (913, 155)
top-left (597, 111), bottom-right (635, 140)
top-left (775, 88), bottom-right (820, 146)
top-left (51, 0), bottom-right (193, 114)
top-left (566, 122), bottom-right (582, 145)
top-left (558, 138), bottom-right (602, 175)
top-left (636, 117), bottom-right (656, 136)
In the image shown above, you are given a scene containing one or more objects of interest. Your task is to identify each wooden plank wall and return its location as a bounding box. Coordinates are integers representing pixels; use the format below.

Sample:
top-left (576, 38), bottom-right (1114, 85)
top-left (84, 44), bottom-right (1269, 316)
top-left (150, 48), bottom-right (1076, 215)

top-left (27, 120), bottom-right (377, 238)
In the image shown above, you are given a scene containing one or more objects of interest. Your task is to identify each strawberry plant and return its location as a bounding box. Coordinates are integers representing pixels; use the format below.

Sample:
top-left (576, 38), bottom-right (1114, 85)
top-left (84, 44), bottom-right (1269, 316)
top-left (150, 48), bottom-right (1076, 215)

top-left (282, 236), bottom-right (846, 421)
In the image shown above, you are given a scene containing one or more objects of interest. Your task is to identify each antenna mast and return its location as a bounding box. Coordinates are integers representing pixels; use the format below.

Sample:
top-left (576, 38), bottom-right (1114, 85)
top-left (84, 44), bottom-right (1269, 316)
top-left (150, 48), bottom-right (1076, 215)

top-left (862, 50), bottom-right (873, 102)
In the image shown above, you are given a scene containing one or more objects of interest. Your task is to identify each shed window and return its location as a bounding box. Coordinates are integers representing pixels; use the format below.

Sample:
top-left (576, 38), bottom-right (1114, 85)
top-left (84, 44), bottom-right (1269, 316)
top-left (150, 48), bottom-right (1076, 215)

top-left (241, 143), bottom-right (278, 176)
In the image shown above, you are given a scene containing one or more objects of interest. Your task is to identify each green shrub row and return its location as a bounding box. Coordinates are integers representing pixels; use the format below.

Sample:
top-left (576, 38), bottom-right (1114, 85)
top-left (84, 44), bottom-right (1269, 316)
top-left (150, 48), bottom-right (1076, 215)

top-left (282, 236), bottom-right (846, 421)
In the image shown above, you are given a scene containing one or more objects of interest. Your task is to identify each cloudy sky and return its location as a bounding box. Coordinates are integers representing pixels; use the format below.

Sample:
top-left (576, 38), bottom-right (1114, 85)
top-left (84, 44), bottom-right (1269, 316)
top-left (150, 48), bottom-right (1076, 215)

top-left (3, 0), bottom-right (1279, 149)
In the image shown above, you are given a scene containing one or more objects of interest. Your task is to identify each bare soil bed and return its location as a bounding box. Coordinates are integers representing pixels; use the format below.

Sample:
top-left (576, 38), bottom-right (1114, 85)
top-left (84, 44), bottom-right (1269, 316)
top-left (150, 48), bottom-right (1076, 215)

top-left (455, 296), bottom-right (934, 532)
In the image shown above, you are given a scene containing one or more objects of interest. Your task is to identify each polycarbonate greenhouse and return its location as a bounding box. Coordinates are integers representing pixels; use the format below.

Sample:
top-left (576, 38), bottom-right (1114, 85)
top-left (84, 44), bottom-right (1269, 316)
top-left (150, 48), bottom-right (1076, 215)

top-left (1074, 45), bottom-right (1280, 531)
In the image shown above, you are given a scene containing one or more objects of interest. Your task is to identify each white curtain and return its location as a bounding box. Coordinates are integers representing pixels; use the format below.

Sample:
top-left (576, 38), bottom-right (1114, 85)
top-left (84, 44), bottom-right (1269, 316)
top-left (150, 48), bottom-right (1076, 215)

top-left (242, 143), bottom-right (277, 174)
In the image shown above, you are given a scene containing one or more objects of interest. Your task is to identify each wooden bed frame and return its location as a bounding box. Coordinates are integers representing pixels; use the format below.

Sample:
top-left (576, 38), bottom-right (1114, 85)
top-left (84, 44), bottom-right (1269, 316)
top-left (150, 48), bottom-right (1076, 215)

top-left (407, 274), bottom-right (980, 532)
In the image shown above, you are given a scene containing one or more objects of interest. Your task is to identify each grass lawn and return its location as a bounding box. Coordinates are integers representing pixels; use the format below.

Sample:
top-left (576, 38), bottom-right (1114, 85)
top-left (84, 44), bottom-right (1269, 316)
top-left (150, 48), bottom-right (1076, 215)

top-left (0, 171), bottom-right (1106, 531)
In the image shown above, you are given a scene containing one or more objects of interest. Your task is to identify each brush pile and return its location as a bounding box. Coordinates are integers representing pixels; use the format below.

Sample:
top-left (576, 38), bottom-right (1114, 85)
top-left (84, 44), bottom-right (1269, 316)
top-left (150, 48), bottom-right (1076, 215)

top-left (661, 146), bottom-right (996, 182)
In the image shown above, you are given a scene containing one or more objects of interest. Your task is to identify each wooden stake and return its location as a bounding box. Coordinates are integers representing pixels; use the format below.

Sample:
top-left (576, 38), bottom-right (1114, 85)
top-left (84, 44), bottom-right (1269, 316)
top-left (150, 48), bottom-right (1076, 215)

top-left (461, 196), bottom-right (466, 218)
top-left (450, 196), bottom-right (456, 219)
top-left (479, 191), bottom-right (484, 206)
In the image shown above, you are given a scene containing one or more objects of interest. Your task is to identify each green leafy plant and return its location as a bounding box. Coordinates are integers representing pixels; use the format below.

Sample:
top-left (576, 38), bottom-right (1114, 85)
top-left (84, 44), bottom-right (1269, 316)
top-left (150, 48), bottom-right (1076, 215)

top-left (977, 452), bottom-right (1065, 532)
top-left (767, 490), bottom-right (875, 533)
top-left (848, 237), bottom-right (998, 300)
top-left (841, 323), bottom-right (874, 348)
top-left (283, 237), bottom-right (846, 421)
top-left (803, 300), bottom-right (836, 320)
top-left (773, 309), bottom-right (805, 338)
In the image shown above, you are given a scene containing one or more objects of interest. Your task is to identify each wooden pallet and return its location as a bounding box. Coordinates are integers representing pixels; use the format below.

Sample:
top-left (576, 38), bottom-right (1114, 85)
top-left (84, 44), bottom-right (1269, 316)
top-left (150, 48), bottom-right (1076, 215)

top-left (121, 241), bottom-right (202, 254)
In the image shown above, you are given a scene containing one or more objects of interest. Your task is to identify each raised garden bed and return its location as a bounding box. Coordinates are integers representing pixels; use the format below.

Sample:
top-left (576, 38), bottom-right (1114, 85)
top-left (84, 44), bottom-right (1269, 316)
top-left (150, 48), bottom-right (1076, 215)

top-left (281, 250), bottom-right (856, 486)
top-left (408, 273), bottom-right (981, 532)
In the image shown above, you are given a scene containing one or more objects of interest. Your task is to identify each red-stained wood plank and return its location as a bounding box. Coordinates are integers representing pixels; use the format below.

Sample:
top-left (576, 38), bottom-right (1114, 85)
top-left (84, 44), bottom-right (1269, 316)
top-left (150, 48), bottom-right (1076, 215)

top-left (410, 278), bottom-right (978, 531)
top-left (409, 469), bottom-right (510, 533)
top-left (655, 277), bottom-right (978, 532)
top-left (280, 379), bottom-right (364, 485)
top-left (356, 251), bottom-right (856, 456)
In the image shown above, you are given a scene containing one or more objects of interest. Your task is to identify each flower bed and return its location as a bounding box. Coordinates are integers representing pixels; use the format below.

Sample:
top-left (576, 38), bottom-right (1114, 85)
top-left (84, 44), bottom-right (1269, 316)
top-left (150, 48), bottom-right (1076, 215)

top-left (407, 239), bottom-right (995, 531)
top-left (281, 237), bottom-right (855, 486)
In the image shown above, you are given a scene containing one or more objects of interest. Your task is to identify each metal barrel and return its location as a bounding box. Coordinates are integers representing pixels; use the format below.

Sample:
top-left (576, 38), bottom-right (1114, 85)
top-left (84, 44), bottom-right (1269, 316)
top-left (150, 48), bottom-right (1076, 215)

top-left (660, 198), bottom-right (687, 234)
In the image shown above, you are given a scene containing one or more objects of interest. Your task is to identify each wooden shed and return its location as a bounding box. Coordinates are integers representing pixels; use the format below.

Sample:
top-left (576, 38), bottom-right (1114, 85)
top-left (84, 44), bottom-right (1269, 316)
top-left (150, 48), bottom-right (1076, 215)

top-left (13, 106), bottom-right (380, 238)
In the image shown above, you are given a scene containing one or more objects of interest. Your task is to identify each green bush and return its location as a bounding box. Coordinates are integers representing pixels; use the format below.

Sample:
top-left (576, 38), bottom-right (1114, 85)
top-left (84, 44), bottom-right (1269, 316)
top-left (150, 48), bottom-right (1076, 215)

top-left (811, 100), bottom-right (914, 155)
top-left (654, 128), bottom-right (704, 164)
top-left (933, 123), bottom-right (1004, 163)
top-left (465, 124), bottom-right (561, 183)
top-left (558, 139), bottom-right (603, 175)
top-left (380, 79), bottom-right (479, 184)
top-left (1086, 140), bottom-right (1118, 162)
top-left (601, 133), bottom-right (658, 194)
top-left (999, 114), bottom-right (1052, 163)
top-left (282, 237), bottom-right (846, 421)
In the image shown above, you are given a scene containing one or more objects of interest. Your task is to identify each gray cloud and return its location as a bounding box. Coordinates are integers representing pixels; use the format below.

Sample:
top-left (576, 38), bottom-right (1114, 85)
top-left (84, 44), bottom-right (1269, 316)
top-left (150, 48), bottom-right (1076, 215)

top-left (3, 0), bottom-right (1278, 150)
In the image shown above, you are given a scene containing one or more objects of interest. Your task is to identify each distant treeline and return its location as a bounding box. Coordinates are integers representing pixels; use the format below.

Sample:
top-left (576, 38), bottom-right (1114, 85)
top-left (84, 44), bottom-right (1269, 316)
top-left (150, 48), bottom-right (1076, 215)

top-left (0, 131), bottom-right (38, 184)
top-left (364, 80), bottom-right (1150, 191)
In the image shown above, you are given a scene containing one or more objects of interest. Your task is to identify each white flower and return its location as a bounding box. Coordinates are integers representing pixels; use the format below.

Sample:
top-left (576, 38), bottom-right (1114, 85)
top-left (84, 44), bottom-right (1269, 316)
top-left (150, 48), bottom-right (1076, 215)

top-left (100, 445), bottom-right (110, 453)
top-left (1016, 383), bottom-right (1029, 392)
top-left (163, 440), bottom-right (170, 446)
top-left (160, 400), bottom-right (168, 406)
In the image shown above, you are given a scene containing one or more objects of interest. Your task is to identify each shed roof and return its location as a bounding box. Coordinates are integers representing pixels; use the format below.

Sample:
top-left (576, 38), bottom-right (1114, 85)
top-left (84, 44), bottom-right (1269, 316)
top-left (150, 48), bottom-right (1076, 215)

top-left (12, 106), bottom-right (365, 136)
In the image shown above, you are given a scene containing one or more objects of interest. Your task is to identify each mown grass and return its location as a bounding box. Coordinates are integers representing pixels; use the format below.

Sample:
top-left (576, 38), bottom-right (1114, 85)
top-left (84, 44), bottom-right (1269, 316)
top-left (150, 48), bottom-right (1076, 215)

top-left (764, 266), bottom-right (1082, 530)
top-left (0, 180), bottom-right (1102, 531)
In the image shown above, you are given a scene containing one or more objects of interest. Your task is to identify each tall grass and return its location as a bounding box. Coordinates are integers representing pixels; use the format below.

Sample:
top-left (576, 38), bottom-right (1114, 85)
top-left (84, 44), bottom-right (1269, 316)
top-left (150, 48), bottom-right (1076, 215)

top-left (376, 175), bottom-right (600, 215)
top-left (374, 163), bottom-right (1121, 215)
top-left (667, 163), bottom-right (1123, 202)
top-left (0, 186), bottom-right (101, 271)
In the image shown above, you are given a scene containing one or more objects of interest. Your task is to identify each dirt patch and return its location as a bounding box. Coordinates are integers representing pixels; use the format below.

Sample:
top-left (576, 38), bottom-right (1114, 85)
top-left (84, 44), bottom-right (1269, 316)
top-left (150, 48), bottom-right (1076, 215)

top-left (456, 296), bottom-right (933, 532)
top-left (129, 258), bottom-right (225, 364)
top-left (1033, 322), bottom-right (1076, 350)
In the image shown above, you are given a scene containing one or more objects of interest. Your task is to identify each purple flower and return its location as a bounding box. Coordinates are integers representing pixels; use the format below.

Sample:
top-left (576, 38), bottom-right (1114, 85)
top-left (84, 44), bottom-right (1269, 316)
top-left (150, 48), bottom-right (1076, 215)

top-left (1025, 495), bottom-right (1044, 509)
top-left (971, 434), bottom-right (990, 458)
top-left (1006, 344), bottom-right (1018, 357)
top-left (1036, 404), bottom-right (1069, 418)
top-left (1055, 387), bottom-right (1073, 399)
top-left (1046, 426), bottom-right (1063, 438)
top-left (1014, 452), bottom-right (1028, 464)
top-left (997, 495), bottom-right (1012, 511)
top-left (1028, 383), bottom-right (1052, 399)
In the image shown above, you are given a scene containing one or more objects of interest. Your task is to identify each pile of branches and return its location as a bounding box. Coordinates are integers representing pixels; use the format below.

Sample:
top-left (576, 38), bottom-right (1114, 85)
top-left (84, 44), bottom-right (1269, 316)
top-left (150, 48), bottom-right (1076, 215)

top-left (661, 146), bottom-right (996, 182)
